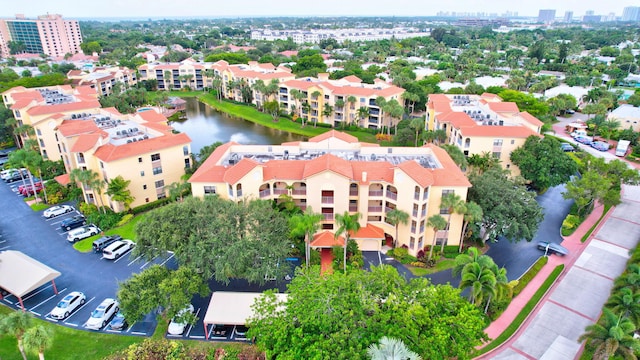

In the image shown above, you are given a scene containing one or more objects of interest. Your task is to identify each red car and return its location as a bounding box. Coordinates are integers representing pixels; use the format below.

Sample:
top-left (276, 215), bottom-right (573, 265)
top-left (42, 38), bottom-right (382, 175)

top-left (19, 182), bottom-right (43, 196)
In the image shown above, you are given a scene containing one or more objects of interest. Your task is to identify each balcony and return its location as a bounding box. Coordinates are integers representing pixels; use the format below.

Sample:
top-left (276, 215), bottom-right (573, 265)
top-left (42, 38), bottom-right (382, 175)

top-left (422, 209), bottom-right (427, 217)
top-left (292, 189), bottom-right (307, 196)
top-left (414, 192), bottom-right (420, 201)
top-left (349, 205), bottom-right (358, 212)
top-left (259, 189), bottom-right (271, 198)
top-left (386, 192), bottom-right (397, 201)
top-left (321, 196), bottom-right (334, 204)
top-left (423, 192), bottom-right (429, 200)
top-left (412, 210), bottom-right (418, 217)
top-left (411, 226), bottom-right (416, 233)
top-left (385, 207), bottom-right (394, 213)
top-left (368, 206), bottom-right (382, 212)
top-left (323, 213), bottom-right (334, 220)
top-left (273, 189), bottom-right (287, 195)
top-left (369, 190), bottom-right (383, 197)
top-left (349, 189), bottom-right (358, 196)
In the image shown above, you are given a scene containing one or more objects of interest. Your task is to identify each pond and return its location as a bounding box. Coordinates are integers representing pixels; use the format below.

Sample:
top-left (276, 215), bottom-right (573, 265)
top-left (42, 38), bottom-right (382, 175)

top-left (170, 98), bottom-right (307, 154)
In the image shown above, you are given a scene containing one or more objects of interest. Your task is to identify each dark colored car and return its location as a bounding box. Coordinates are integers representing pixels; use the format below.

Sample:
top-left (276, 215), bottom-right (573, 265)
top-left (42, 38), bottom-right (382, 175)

top-left (60, 215), bottom-right (87, 231)
top-left (590, 141), bottom-right (609, 152)
top-left (5, 170), bottom-right (28, 183)
top-left (537, 241), bottom-right (569, 256)
top-left (108, 310), bottom-right (128, 331)
top-left (92, 235), bottom-right (122, 253)
top-left (560, 143), bottom-right (575, 152)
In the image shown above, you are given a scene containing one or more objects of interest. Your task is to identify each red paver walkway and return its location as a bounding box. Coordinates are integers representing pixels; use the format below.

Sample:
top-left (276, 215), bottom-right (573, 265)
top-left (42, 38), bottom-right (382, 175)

top-left (476, 202), bottom-right (607, 358)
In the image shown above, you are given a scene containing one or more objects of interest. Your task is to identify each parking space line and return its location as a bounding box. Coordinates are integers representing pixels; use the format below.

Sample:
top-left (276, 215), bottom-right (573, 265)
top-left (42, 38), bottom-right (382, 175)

top-left (139, 255), bottom-right (158, 269)
top-left (64, 296), bottom-right (95, 321)
top-left (131, 331), bottom-right (147, 336)
top-left (0, 240), bottom-right (6, 244)
top-left (127, 255), bottom-right (143, 266)
top-left (65, 322), bottom-right (78, 327)
top-left (113, 250), bottom-right (134, 264)
top-left (29, 311), bottom-right (41, 316)
top-left (160, 253), bottom-right (175, 266)
top-left (106, 329), bottom-right (121, 333)
top-left (166, 334), bottom-right (181, 337)
top-left (126, 322), bottom-right (136, 333)
top-left (190, 335), bottom-right (205, 339)
top-left (45, 317), bottom-right (58, 323)
top-left (207, 324), bottom-right (214, 339)
top-left (0, 246), bottom-right (11, 251)
top-left (185, 307), bottom-right (201, 338)
top-left (30, 288), bottom-right (67, 311)
top-left (22, 284), bottom-right (53, 301)
top-left (3, 298), bottom-right (14, 305)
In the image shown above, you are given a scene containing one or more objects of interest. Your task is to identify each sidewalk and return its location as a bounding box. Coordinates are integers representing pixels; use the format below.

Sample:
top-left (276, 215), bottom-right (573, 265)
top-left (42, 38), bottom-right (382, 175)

top-left (477, 202), bottom-right (606, 358)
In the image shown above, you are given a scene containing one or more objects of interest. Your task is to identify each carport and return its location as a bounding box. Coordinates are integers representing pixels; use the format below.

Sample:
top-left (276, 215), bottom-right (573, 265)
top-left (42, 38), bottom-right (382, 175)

top-left (0, 250), bottom-right (61, 310)
top-left (350, 224), bottom-right (385, 252)
top-left (202, 291), bottom-right (287, 336)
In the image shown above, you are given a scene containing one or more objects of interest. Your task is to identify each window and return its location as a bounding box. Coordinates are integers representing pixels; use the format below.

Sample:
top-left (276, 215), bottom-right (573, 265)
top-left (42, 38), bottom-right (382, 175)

top-left (42, 150), bottom-right (48, 159)
top-left (157, 193), bottom-right (166, 200)
top-left (100, 162), bottom-right (104, 169)
top-left (151, 153), bottom-right (160, 161)
top-left (39, 139), bottom-right (45, 147)
top-left (152, 167), bottom-right (163, 175)
top-left (155, 180), bottom-right (164, 188)
top-left (204, 186), bottom-right (217, 195)
top-left (36, 128), bottom-right (42, 135)
top-left (440, 190), bottom-right (454, 214)
top-left (492, 152), bottom-right (501, 159)
top-left (510, 139), bottom-right (515, 145)
top-left (184, 158), bottom-right (190, 168)
top-left (140, 171), bottom-right (145, 177)
top-left (145, 198), bottom-right (149, 203)
top-left (493, 139), bottom-right (503, 146)
top-left (138, 157), bottom-right (142, 163)
top-left (409, 237), bottom-right (415, 250)
top-left (183, 146), bottom-right (189, 156)
top-left (143, 185), bottom-right (147, 190)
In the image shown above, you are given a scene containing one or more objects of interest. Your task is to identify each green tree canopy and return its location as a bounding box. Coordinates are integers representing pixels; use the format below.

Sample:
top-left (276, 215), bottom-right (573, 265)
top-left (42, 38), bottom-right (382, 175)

top-left (248, 266), bottom-right (487, 359)
top-left (510, 136), bottom-right (578, 190)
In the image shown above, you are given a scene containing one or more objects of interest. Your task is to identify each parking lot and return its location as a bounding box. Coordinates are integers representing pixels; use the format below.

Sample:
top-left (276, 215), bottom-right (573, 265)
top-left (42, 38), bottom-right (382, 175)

top-left (0, 174), bottom-right (295, 341)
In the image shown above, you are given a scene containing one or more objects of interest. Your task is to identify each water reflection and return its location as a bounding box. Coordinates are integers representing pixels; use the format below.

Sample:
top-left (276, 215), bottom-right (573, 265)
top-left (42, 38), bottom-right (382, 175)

top-left (170, 98), bottom-right (306, 153)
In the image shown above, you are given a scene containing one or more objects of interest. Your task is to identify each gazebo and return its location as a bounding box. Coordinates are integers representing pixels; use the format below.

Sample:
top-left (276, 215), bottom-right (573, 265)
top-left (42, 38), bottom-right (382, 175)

top-left (0, 251), bottom-right (61, 310)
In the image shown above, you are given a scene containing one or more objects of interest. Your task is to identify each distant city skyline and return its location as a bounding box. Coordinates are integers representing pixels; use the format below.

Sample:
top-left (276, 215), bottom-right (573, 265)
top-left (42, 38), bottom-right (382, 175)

top-left (1, 0), bottom-right (639, 19)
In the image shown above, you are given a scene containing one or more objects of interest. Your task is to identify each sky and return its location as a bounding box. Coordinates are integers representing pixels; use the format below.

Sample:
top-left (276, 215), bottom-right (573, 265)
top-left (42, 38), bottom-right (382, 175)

top-left (1, 0), bottom-right (639, 19)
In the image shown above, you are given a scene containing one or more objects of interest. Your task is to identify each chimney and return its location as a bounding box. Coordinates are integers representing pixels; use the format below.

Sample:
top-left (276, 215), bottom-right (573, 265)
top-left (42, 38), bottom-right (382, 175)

top-left (362, 172), bottom-right (367, 183)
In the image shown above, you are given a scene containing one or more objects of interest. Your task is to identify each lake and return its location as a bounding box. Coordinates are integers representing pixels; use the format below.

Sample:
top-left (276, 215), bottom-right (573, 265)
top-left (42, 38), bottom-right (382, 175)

top-left (170, 98), bottom-right (307, 154)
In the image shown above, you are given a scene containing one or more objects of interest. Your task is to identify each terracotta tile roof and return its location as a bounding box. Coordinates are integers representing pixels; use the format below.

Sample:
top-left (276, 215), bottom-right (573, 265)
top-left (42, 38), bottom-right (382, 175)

top-left (27, 100), bottom-right (101, 116)
top-left (519, 111), bottom-right (544, 127)
top-left (11, 90), bottom-right (43, 102)
top-left (56, 120), bottom-right (100, 137)
top-left (71, 134), bottom-right (102, 152)
top-left (144, 122), bottom-right (172, 133)
top-left (424, 144), bottom-right (471, 187)
top-left (309, 130), bottom-right (359, 143)
top-left (279, 50), bottom-right (298, 57)
top-left (481, 92), bottom-right (501, 100)
top-left (189, 165), bottom-right (227, 183)
top-left (94, 132), bottom-right (191, 162)
top-left (342, 75), bottom-right (362, 83)
top-left (222, 158), bottom-right (260, 185)
top-left (460, 125), bottom-right (539, 138)
top-left (303, 154), bottom-right (353, 179)
top-left (137, 110), bottom-right (168, 123)
top-left (263, 160), bottom-right (306, 180)
top-left (396, 160), bottom-right (435, 188)
top-left (349, 224), bottom-right (384, 239)
top-left (438, 111), bottom-right (476, 128)
top-left (351, 161), bottom-right (394, 183)
top-left (188, 142), bottom-right (236, 183)
top-left (310, 231), bottom-right (344, 248)
top-left (54, 173), bottom-right (70, 185)
top-left (10, 99), bottom-right (35, 110)
top-left (488, 102), bottom-right (520, 113)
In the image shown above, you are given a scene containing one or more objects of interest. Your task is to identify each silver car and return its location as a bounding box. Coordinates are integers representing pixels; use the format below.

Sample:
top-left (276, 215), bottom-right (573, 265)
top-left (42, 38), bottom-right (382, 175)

top-left (85, 298), bottom-right (119, 330)
top-left (537, 241), bottom-right (569, 256)
top-left (67, 225), bottom-right (101, 243)
top-left (50, 291), bottom-right (86, 320)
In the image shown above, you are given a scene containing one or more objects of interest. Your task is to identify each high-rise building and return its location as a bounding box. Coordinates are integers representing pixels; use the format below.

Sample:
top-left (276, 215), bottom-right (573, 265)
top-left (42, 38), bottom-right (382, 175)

top-left (0, 14), bottom-right (82, 58)
top-left (622, 6), bottom-right (640, 21)
top-left (585, 10), bottom-right (595, 16)
top-left (564, 11), bottom-right (574, 22)
top-left (538, 9), bottom-right (556, 23)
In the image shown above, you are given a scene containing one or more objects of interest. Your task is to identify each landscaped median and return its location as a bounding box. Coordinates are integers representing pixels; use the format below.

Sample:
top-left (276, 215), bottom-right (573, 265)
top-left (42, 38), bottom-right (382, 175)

top-left (73, 214), bottom-right (144, 253)
top-left (474, 263), bottom-right (565, 357)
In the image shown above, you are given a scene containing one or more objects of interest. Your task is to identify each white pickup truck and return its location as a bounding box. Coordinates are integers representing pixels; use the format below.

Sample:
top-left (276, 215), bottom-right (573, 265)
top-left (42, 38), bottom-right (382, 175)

top-left (616, 140), bottom-right (631, 157)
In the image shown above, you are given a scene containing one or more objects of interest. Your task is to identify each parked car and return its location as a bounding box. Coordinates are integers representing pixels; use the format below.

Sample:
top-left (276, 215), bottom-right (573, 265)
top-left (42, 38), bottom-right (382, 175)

top-left (108, 310), bottom-right (128, 331)
top-left (0, 169), bottom-right (17, 181)
top-left (5, 169), bottom-right (28, 183)
top-left (67, 225), bottom-right (101, 243)
top-left (167, 304), bottom-right (195, 335)
top-left (102, 239), bottom-right (135, 260)
top-left (19, 181), bottom-right (43, 196)
top-left (591, 141), bottom-right (610, 152)
top-left (565, 109), bottom-right (575, 114)
top-left (50, 291), bottom-right (86, 320)
top-left (575, 136), bottom-right (593, 145)
top-left (86, 298), bottom-right (119, 330)
top-left (234, 325), bottom-right (249, 338)
top-left (43, 205), bottom-right (75, 219)
top-left (560, 143), bottom-right (575, 152)
top-left (537, 241), bottom-right (569, 256)
top-left (60, 215), bottom-right (86, 231)
top-left (92, 235), bottom-right (122, 253)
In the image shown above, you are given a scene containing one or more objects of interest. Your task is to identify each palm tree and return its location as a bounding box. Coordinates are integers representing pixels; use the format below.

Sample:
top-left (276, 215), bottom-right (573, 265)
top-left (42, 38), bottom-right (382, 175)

top-left (166, 177), bottom-right (191, 203)
top-left (459, 261), bottom-right (497, 306)
top-left (578, 308), bottom-right (640, 360)
top-left (485, 264), bottom-right (509, 313)
top-left (606, 287), bottom-right (640, 326)
top-left (91, 176), bottom-right (106, 213)
top-left (8, 149), bottom-right (41, 203)
top-left (164, 70), bottom-right (172, 90)
top-left (289, 207), bottom-right (323, 269)
top-left (386, 209), bottom-right (409, 248)
top-left (386, 100), bottom-right (404, 136)
top-left (347, 95), bottom-right (358, 125)
top-left (0, 310), bottom-right (33, 360)
top-left (367, 336), bottom-right (422, 360)
top-left (426, 215), bottom-right (447, 264)
top-left (452, 247), bottom-right (492, 277)
top-left (357, 106), bottom-right (370, 127)
top-left (23, 325), bottom-right (53, 360)
top-left (439, 193), bottom-right (465, 254)
top-left (409, 117), bottom-right (425, 147)
top-left (459, 202), bottom-right (483, 253)
top-left (70, 169), bottom-right (103, 210)
top-left (301, 102), bottom-right (311, 127)
top-left (106, 176), bottom-right (134, 211)
top-left (335, 211), bottom-right (361, 274)
top-left (322, 103), bottom-right (334, 125)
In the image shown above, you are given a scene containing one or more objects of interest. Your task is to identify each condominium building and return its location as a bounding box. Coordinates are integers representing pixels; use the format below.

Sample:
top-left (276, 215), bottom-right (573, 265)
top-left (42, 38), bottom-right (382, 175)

top-left (54, 109), bottom-right (191, 211)
top-left (67, 66), bottom-right (138, 96)
top-left (622, 7), bottom-right (640, 22)
top-left (189, 130), bottom-right (470, 256)
top-left (2, 85), bottom-right (101, 160)
top-left (538, 9), bottom-right (556, 23)
top-left (0, 14), bottom-right (82, 58)
top-left (278, 74), bottom-right (405, 130)
top-left (427, 93), bottom-right (542, 174)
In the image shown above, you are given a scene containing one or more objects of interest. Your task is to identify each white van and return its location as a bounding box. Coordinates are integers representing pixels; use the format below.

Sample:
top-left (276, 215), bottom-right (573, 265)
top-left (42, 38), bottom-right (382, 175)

top-left (102, 240), bottom-right (135, 260)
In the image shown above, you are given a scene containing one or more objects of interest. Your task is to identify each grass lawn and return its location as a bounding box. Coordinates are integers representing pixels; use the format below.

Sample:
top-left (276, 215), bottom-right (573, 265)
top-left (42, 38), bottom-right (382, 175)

top-left (30, 203), bottom-right (49, 212)
top-left (407, 258), bottom-right (456, 276)
top-left (73, 215), bottom-right (145, 253)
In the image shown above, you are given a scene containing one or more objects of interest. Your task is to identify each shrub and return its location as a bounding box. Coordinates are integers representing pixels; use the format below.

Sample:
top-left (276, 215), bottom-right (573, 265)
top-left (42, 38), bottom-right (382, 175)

top-left (410, 261), bottom-right (427, 268)
top-left (392, 247), bottom-right (408, 258)
top-left (117, 213), bottom-right (134, 227)
top-left (88, 210), bottom-right (123, 231)
top-left (44, 181), bottom-right (69, 205)
top-left (512, 256), bottom-right (549, 296)
top-left (561, 214), bottom-right (580, 236)
top-left (79, 202), bottom-right (99, 216)
top-left (131, 197), bottom-right (172, 215)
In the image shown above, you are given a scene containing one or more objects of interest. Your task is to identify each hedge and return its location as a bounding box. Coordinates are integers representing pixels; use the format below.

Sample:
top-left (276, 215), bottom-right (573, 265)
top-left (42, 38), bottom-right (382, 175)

top-left (512, 256), bottom-right (549, 297)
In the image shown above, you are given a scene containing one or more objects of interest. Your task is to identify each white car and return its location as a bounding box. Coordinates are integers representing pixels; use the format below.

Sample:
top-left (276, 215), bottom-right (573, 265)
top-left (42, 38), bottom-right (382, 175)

top-left (66, 225), bottom-right (101, 243)
top-left (102, 239), bottom-right (135, 260)
top-left (43, 205), bottom-right (75, 219)
top-left (167, 304), bottom-right (195, 335)
top-left (50, 291), bottom-right (86, 320)
top-left (85, 298), bottom-right (119, 330)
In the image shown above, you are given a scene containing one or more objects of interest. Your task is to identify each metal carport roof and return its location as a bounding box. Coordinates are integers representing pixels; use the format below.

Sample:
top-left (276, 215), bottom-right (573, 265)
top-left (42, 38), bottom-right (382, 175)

top-left (0, 250), bottom-right (61, 309)
top-left (202, 291), bottom-right (287, 335)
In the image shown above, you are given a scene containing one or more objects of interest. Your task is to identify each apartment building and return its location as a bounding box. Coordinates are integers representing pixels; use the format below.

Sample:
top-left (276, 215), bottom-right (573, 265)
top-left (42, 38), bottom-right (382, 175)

top-left (67, 66), bottom-right (138, 96)
top-left (189, 130), bottom-right (470, 256)
top-left (2, 85), bottom-right (101, 160)
top-left (278, 74), bottom-right (405, 130)
top-left (0, 14), bottom-right (82, 58)
top-left (427, 93), bottom-right (542, 174)
top-left (55, 108), bottom-right (191, 211)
